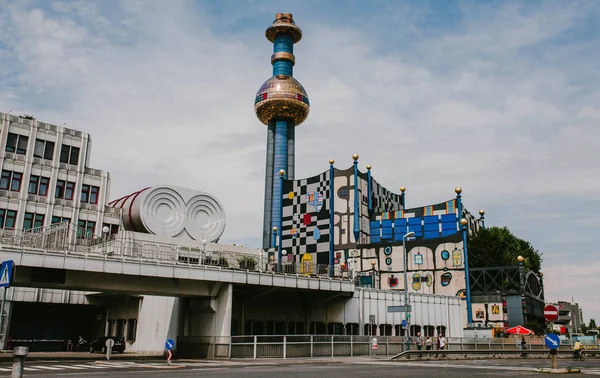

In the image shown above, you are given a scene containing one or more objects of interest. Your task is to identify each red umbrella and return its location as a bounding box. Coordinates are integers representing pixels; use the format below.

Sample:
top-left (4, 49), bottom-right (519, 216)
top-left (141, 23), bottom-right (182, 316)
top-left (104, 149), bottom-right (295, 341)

top-left (504, 325), bottom-right (534, 335)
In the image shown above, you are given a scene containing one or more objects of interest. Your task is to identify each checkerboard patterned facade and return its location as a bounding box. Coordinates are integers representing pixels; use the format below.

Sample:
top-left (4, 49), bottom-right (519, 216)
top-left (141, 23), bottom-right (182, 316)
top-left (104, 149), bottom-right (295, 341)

top-left (281, 170), bottom-right (331, 265)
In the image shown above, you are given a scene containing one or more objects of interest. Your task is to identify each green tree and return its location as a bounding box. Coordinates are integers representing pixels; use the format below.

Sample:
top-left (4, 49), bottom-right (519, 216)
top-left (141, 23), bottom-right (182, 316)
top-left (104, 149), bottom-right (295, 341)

top-left (589, 319), bottom-right (597, 329)
top-left (468, 226), bottom-right (543, 272)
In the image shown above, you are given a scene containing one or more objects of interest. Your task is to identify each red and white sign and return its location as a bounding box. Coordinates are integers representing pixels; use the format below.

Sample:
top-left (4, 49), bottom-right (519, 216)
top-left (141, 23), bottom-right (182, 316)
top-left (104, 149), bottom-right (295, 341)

top-left (544, 305), bottom-right (559, 322)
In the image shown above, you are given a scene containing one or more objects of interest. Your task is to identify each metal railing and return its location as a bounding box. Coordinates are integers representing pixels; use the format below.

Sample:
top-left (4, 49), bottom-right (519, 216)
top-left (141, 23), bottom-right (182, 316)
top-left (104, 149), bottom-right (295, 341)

top-left (176, 335), bottom-right (600, 359)
top-left (0, 224), bottom-right (352, 281)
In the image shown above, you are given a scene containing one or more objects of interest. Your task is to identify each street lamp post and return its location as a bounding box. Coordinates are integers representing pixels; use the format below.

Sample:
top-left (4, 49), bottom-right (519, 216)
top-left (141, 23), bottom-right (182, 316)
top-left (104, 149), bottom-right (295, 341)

top-left (370, 261), bottom-right (376, 289)
top-left (460, 217), bottom-right (473, 324)
top-left (478, 209), bottom-right (485, 229)
top-left (403, 231), bottom-right (415, 349)
top-left (517, 255), bottom-right (526, 323)
top-left (201, 239), bottom-right (207, 264)
top-left (102, 226), bottom-right (110, 255)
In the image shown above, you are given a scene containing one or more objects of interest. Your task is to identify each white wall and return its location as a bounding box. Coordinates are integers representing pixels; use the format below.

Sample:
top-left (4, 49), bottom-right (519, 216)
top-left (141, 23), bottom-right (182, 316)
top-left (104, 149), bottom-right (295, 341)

top-left (133, 296), bottom-right (181, 354)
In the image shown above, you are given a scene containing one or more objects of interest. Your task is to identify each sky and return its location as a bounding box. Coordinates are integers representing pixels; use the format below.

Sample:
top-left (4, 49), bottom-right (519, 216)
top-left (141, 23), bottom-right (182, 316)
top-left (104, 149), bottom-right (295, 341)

top-left (0, 0), bottom-right (599, 322)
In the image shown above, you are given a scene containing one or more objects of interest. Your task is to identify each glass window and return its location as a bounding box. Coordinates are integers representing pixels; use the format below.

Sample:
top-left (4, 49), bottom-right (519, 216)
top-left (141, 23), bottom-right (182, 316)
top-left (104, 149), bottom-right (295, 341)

top-left (23, 212), bottom-right (34, 230)
top-left (55, 180), bottom-right (65, 199)
top-left (34, 140), bottom-right (44, 158)
top-left (34, 214), bottom-right (44, 229)
top-left (28, 175), bottom-right (39, 194)
top-left (81, 184), bottom-right (90, 203)
top-left (5, 210), bottom-right (16, 229)
top-left (0, 171), bottom-right (10, 190)
top-left (16, 135), bottom-right (28, 155)
top-left (90, 186), bottom-right (99, 204)
top-left (60, 145), bottom-right (70, 163)
top-left (77, 220), bottom-right (95, 238)
top-left (69, 147), bottom-right (80, 165)
top-left (127, 319), bottom-right (137, 341)
top-left (65, 182), bottom-right (75, 200)
top-left (10, 172), bottom-right (22, 192)
top-left (44, 141), bottom-right (55, 160)
top-left (52, 216), bottom-right (60, 224)
top-left (39, 177), bottom-right (49, 196)
top-left (5, 133), bottom-right (17, 152)
top-left (52, 216), bottom-right (71, 225)
top-left (34, 140), bottom-right (55, 160)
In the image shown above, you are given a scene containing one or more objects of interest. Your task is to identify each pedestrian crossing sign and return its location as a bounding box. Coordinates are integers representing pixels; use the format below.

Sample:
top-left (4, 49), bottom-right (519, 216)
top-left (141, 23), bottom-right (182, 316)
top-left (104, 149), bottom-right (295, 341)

top-left (0, 260), bottom-right (14, 288)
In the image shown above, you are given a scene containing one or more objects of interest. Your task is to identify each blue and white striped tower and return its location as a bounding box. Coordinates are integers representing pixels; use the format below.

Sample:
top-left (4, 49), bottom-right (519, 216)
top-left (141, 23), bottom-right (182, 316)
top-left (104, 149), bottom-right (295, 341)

top-left (255, 13), bottom-right (310, 249)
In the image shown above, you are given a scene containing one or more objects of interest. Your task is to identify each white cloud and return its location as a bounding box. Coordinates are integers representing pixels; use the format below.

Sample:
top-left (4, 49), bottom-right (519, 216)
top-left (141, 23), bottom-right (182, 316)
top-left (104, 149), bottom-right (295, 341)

top-left (1, 1), bottom-right (599, 319)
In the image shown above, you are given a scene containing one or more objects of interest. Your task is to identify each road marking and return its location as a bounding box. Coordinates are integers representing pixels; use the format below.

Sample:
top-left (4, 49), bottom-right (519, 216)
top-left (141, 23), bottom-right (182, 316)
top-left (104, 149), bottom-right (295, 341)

top-left (584, 369), bottom-right (600, 375)
top-left (72, 364), bottom-right (110, 369)
top-left (0, 367), bottom-right (10, 372)
top-left (51, 365), bottom-right (88, 370)
top-left (24, 367), bottom-right (40, 371)
top-left (30, 365), bottom-right (63, 370)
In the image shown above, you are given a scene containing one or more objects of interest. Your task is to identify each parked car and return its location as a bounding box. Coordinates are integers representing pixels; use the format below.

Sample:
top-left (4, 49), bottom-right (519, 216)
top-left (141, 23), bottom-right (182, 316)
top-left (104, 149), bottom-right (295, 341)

top-left (88, 336), bottom-right (125, 353)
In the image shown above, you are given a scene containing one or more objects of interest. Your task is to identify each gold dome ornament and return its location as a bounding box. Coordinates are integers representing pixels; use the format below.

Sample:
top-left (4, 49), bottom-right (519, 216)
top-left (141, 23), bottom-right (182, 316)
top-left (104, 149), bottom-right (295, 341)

top-left (279, 169), bottom-right (286, 176)
top-left (370, 260), bottom-right (376, 267)
top-left (272, 226), bottom-right (278, 232)
top-left (400, 186), bottom-right (406, 193)
top-left (329, 159), bottom-right (335, 165)
top-left (479, 209), bottom-right (485, 216)
top-left (460, 218), bottom-right (468, 226)
top-left (352, 153), bottom-right (359, 161)
top-left (366, 164), bottom-right (371, 170)
top-left (517, 255), bottom-right (525, 263)
top-left (254, 75), bottom-right (310, 126)
top-left (455, 187), bottom-right (462, 194)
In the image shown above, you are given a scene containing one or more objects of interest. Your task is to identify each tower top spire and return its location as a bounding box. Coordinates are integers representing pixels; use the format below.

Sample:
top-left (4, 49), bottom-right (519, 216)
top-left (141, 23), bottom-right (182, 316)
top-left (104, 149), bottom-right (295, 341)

top-left (266, 13), bottom-right (302, 43)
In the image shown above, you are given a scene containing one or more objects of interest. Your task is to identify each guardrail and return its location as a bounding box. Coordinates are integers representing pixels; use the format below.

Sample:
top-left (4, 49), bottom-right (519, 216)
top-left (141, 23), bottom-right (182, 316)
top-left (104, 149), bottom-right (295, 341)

top-left (0, 224), bottom-right (354, 281)
top-left (390, 349), bottom-right (600, 359)
top-left (177, 335), bottom-right (600, 360)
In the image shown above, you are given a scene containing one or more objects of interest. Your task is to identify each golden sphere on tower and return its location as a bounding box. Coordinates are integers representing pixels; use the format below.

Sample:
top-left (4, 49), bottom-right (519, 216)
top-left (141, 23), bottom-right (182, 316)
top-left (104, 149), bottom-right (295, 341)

top-left (279, 169), bottom-right (286, 176)
top-left (254, 75), bottom-right (310, 126)
top-left (370, 260), bottom-right (376, 267)
top-left (366, 164), bottom-right (371, 170)
top-left (329, 159), bottom-right (335, 165)
top-left (352, 153), bottom-right (359, 161)
top-left (272, 226), bottom-right (278, 232)
top-left (538, 272), bottom-right (543, 278)
top-left (400, 186), bottom-right (406, 193)
top-left (460, 218), bottom-right (468, 226)
top-left (479, 209), bottom-right (485, 216)
top-left (455, 187), bottom-right (462, 194)
top-left (517, 255), bottom-right (525, 262)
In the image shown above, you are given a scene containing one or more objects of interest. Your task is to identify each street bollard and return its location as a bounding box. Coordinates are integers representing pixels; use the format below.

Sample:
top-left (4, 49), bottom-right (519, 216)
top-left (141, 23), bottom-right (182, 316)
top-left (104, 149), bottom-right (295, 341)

top-left (12, 346), bottom-right (28, 378)
top-left (550, 349), bottom-right (558, 369)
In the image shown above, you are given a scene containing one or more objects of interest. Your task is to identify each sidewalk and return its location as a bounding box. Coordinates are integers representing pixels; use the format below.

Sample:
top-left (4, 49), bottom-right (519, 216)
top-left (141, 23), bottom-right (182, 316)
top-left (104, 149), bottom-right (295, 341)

top-left (0, 351), bottom-right (161, 362)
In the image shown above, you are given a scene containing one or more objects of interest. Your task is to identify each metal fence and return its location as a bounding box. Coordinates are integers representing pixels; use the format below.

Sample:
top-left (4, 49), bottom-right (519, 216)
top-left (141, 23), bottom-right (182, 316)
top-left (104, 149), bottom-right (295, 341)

top-left (0, 223), bottom-right (352, 281)
top-left (177, 335), bottom-right (600, 359)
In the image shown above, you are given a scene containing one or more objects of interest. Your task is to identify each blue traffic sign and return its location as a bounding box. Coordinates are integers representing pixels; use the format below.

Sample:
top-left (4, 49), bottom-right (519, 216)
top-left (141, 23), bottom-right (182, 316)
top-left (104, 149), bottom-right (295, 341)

top-left (165, 339), bottom-right (175, 350)
top-left (544, 333), bottom-right (560, 349)
top-left (401, 319), bottom-right (407, 327)
top-left (0, 260), bottom-right (14, 288)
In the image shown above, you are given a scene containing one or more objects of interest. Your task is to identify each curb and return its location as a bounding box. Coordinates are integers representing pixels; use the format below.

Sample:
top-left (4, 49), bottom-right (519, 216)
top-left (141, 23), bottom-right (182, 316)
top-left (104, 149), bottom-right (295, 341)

top-left (535, 368), bottom-right (581, 374)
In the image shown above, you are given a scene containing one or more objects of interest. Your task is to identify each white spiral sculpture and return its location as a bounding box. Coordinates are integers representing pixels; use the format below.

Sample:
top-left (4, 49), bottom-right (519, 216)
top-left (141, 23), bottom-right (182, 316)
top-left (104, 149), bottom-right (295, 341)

top-left (109, 185), bottom-right (226, 242)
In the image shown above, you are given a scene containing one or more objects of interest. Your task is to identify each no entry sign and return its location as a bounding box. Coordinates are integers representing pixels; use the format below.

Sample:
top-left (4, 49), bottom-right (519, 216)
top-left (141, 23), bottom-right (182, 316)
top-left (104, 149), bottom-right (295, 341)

top-left (544, 305), bottom-right (559, 322)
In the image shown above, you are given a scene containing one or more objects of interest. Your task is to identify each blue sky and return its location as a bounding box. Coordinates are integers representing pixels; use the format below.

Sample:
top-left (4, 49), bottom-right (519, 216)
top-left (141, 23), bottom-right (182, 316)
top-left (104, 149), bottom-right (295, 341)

top-left (1, 0), bottom-right (599, 321)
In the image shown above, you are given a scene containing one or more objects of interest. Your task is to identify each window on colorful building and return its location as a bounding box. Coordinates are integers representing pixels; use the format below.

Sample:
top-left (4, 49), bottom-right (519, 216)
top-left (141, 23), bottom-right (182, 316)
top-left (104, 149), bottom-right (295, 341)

top-left (28, 175), bottom-right (50, 196)
top-left (77, 220), bottom-right (95, 239)
top-left (0, 171), bottom-right (23, 192)
top-left (81, 185), bottom-right (100, 204)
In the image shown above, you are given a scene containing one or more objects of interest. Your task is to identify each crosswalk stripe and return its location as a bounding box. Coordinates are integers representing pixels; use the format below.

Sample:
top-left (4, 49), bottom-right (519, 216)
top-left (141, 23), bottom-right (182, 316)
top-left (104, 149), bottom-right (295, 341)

top-left (30, 365), bottom-right (63, 370)
top-left (51, 365), bottom-right (88, 370)
top-left (72, 364), bottom-right (109, 369)
top-left (24, 367), bottom-right (40, 371)
top-left (0, 367), bottom-right (11, 372)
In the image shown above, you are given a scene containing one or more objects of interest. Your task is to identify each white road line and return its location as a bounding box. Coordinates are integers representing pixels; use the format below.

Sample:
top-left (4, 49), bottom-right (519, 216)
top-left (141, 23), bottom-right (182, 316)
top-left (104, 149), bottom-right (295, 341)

top-left (30, 365), bottom-right (63, 370)
top-left (51, 365), bottom-right (88, 370)
top-left (95, 363), bottom-right (132, 368)
top-left (0, 367), bottom-right (10, 372)
top-left (72, 364), bottom-right (109, 369)
top-left (23, 367), bottom-right (41, 371)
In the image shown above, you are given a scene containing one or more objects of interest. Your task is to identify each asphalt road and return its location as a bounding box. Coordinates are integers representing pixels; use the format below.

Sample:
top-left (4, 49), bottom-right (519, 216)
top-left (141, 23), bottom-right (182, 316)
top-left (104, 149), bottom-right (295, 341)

top-left (0, 358), bottom-right (598, 377)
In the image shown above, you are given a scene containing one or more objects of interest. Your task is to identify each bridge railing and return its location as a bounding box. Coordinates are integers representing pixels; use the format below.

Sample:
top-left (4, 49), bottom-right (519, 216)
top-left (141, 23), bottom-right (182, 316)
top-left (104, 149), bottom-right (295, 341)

top-left (0, 225), bottom-right (353, 281)
top-left (177, 335), bottom-right (600, 359)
